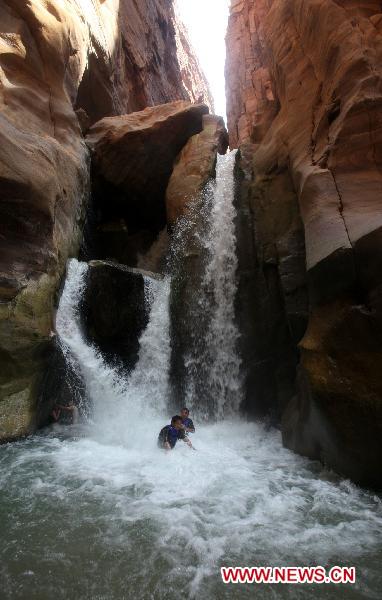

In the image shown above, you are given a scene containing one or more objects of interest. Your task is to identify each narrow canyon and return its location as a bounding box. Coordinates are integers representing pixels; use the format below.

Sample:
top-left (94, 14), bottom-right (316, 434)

top-left (1, 1), bottom-right (382, 598)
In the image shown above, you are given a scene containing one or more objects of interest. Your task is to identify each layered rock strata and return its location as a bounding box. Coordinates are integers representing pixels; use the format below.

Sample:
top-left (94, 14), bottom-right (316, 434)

top-left (226, 0), bottom-right (382, 487)
top-left (0, 0), bottom-right (211, 441)
top-left (74, 0), bottom-right (213, 123)
top-left (0, 0), bottom-right (90, 441)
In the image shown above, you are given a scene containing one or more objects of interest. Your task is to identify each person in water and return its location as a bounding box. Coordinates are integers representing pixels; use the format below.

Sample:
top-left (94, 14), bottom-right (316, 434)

top-left (50, 403), bottom-right (79, 425)
top-left (158, 416), bottom-right (194, 451)
top-left (180, 407), bottom-right (195, 433)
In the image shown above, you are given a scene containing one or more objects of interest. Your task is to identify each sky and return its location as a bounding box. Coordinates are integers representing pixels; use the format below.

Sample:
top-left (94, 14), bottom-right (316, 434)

top-left (176, 0), bottom-right (230, 119)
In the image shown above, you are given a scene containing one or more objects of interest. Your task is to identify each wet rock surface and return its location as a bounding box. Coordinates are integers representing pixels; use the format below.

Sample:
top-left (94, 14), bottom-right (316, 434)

top-left (82, 261), bottom-right (162, 370)
top-left (37, 340), bottom-right (88, 429)
top-left (234, 146), bottom-right (308, 421)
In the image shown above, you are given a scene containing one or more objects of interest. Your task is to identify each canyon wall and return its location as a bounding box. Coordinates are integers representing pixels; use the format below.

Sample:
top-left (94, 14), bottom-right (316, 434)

top-left (0, 0), bottom-right (211, 441)
top-left (226, 0), bottom-right (382, 487)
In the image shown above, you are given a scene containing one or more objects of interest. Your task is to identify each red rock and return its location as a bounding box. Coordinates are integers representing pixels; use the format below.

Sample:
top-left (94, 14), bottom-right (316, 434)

top-left (74, 0), bottom-right (214, 123)
top-left (0, 0), bottom-right (212, 440)
top-left (166, 115), bottom-right (229, 224)
top-left (86, 101), bottom-right (209, 230)
top-left (226, 0), bottom-right (382, 487)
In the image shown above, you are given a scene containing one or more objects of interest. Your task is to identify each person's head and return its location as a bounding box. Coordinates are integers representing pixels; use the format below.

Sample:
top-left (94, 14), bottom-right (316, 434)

top-left (180, 407), bottom-right (190, 419)
top-left (171, 416), bottom-right (183, 430)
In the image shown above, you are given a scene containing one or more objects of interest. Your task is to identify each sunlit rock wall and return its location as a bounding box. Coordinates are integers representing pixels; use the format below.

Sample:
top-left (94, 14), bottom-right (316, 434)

top-left (226, 0), bottom-right (382, 488)
top-left (0, 0), bottom-right (212, 441)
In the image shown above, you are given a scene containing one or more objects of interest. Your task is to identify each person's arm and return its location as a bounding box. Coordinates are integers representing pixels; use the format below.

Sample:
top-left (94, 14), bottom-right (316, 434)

top-left (51, 407), bottom-right (61, 422)
top-left (186, 419), bottom-right (195, 433)
top-left (183, 436), bottom-right (193, 449)
top-left (164, 431), bottom-right (171, 451)
top-left (179, 429), bottom-right (193, 448)
top-left (57, 404), bottom-right (75, 412)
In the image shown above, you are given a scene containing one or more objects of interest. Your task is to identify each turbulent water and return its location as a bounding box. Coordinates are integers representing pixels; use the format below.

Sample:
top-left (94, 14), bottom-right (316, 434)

top-left (1, 153), bottom-right (382, 600)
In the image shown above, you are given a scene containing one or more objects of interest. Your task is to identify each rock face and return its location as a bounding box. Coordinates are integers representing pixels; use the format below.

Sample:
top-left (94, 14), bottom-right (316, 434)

top-left (67, 0), bottom-right (213, 125)
top-left (82, 261), bottom-right (161, 369)
top-left (226, 0), bottom-right (382, 487)
top-left (75, 0), bottom-right (214, 123)
top-left (166, 115), bottom-right (229, 225)
top-left (0, 0), bottom-right (212, 442)
top-left (86, 101), bottom-right (209, 234)
top-left (0, 0), bottom-right (90, 441)
top-left (233, 146), bottom-right (308, 421)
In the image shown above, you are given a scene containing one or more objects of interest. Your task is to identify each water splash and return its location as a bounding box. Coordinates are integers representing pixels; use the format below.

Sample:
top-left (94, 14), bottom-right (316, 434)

top-left (55, 259), bottom-right (171, 445)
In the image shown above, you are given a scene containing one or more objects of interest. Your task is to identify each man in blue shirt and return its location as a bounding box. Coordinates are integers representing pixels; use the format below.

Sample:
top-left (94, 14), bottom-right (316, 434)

top-left (158, 416), bottom-right (193, 451)
top-left (180, 407), bottom-right (195, 433)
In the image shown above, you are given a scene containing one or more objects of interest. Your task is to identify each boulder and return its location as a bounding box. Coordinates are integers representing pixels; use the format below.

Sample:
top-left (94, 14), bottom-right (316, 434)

top-left (166, 115), bottom-right (229, 225)
top-left (81, 261), bottom-right (162, 369)
top-left (85, 101), bottom-right (209, 233)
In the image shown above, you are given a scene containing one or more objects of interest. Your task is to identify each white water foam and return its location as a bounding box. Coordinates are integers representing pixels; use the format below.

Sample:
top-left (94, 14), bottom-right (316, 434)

top-left (173, 151), bottom-right (243, 418)
top-left (56, 259), bottom-right (171, 446)
top-left (1, 421), bottom-right (382, 599)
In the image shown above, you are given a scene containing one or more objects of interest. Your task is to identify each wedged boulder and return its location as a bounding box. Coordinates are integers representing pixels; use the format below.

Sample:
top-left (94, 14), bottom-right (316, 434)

top-left (81, 260), bottom-right (162, 369)
top-left (166, 114), bottom-right (229, 224)
top-left (85, 101), bottom-right (209, 233)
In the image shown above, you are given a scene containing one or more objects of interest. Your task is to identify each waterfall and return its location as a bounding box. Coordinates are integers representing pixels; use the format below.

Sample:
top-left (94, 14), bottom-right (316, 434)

top-left (56, 151), bottom-right (241, 426)
top-left (201, 152), bottom-right (242, 418)
top-left (170, 150), bottom-right (242, 419)
top-left (56, 260), bottom-right (171, 444)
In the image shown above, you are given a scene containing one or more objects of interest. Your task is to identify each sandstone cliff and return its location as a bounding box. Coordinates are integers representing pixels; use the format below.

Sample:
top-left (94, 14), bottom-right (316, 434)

top-left (226, 0), bottom-right (382, 487)
top-left (0, 0), bottom-right (211, 441)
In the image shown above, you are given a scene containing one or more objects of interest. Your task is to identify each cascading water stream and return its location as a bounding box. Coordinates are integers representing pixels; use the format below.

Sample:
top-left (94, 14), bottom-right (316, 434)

top-left (202, 152), bottom-right (242, 417)
top-left (170, 151), bottom-right (242, 419)
top-left (1, 153), bottom-right (382, 600)
top-left (56, 258), bottom-right (171, 445)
